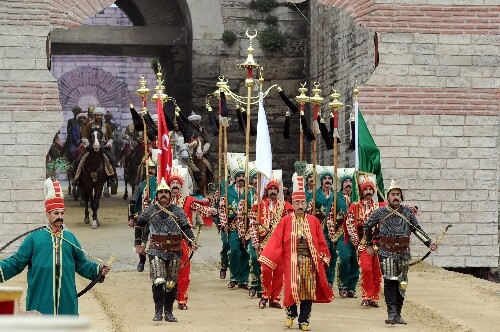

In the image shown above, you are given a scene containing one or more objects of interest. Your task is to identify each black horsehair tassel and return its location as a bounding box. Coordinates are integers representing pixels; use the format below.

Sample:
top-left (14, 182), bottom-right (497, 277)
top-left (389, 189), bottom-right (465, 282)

top-left (241, 108), bottom-right (257, 136)
top-left (220, 91), bottom-right (229, 118)
top-left (164, 108), bottom-right (176, 131)
top-left (143, 112), bottom-right (158, 141)
top-left (318, 117), bottom-right (333, 150)
top-left (300, 113), bottom-right (315, 142)
top-left (130, 105), bottom-right (144, 132)
top-left (348, 115), bottom-right (355, 151)
top-left (283, 111), bottom-right (290, 139)
top-left (236, 107), bottom-right (245, 132)
top-left (278, 88), bottom-right (299, 114)
top-left (208, 110), bottom-right (219, 136)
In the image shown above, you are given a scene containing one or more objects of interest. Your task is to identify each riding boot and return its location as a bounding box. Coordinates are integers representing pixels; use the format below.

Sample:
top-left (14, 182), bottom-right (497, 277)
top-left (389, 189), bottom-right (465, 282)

top-left (395, 305), bottom-right (407, 324)
top-left (385, 305), bottom-right (397, 325)
top-left (163, 302), bottom-right (177, 322)
top-left (137, 254), bottom-right (146, 272)
top-left (152, 285), bottom-right (164, 321)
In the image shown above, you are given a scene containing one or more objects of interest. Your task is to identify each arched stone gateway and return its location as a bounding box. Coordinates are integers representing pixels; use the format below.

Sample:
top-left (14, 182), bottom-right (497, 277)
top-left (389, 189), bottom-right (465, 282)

top-left (57, 66), bottom-right (129, 114)
top-left (0, 0), bottom-right (498, 270)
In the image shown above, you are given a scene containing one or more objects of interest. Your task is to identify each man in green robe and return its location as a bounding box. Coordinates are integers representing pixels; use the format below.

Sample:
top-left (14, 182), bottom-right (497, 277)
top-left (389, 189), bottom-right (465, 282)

top-left (0, 178), bottom-right (110, 315)
top-left (335, 174), bottom-right (359, 298)
top-left (219, 158), bottom-right (251, 289)
top-left (314, 169), bottom-right (337, 287)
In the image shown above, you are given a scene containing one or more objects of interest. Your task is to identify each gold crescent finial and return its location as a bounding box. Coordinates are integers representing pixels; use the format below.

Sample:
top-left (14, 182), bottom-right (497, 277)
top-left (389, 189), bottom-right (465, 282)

top-left (246, 29), bottom-right (258, 40)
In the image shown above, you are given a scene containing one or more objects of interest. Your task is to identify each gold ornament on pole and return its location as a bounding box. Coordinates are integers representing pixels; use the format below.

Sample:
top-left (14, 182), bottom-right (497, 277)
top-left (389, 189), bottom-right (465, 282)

top-left (136, 74), bottom-right (151, 200)
top-left (309, 82), bottom-right (324, 217)
top-left (327, 87), bottom-right (344, 231)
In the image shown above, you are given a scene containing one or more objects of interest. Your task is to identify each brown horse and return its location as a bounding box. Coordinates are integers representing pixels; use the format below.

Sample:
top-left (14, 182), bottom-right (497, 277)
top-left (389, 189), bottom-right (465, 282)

top-left (80, 128), bottom-right (107, 229)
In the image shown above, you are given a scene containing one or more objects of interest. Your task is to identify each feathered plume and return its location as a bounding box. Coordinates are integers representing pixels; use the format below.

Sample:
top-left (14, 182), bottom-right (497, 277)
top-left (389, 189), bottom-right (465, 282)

top-left (318, 116), bottom-right (333, 150)
top-left (278, 88), bottom-right (299, 114)
top-left (300, 113), bottom-right (315, 141)
top-left (294, 160), bottom-right (308, 176)
top-left (151, 58), bottom-right (160, 76)
top-left (283, 111), bottom-right (290, 139)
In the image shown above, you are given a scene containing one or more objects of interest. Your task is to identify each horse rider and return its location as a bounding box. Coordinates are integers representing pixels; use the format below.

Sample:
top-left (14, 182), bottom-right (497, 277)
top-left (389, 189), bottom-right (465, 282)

top-left (104, 111), bottom-right (118, 132)
top-left (73, 106), bottom-right (116, 188)
top-left (120, 117), bottom-right (143, 167)
top-left (66, 112), bottom-right (87, 161)
top-left (187, 111), bottom-right (213, 177)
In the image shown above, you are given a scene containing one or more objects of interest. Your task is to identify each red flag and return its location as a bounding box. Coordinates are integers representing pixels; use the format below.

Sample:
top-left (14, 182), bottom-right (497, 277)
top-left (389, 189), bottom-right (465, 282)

top-left (156, 97), bottom-right (172, 183)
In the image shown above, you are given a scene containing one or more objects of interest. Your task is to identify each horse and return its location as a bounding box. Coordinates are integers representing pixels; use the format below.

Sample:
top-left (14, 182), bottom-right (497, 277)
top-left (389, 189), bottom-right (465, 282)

top-left (173, 133), bottom-right (210, 196)
top-left (80, 128), bottom-right (107, 229)
top-left (122, 142), bottom-right (144, 200)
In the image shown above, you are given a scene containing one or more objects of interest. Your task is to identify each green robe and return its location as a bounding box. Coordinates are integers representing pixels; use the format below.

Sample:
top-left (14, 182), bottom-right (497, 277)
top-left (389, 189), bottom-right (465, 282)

top-left (315, 187), bottom-right (335, 220)
top-left (0, 227), bottom-right (100, 315)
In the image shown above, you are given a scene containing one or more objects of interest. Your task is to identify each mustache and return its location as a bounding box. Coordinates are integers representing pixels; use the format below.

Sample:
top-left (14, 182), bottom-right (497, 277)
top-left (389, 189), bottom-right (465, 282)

top-left (269, 193), bottom-right (277, 196)
top-left (297, 208), bottom-right (304, 212)
top-left (392, 199), bottom-right (400, 203)
top-left (54, 218), bottom-right (64, 223)
top-left (344, 185), bottom-right (352, 189)
top-left (159, 195), bottom-right (168, 199)
top-left (172, 186), bottom-right (180, 190)
top-left (237, 179), bottom-right (245, 183)
top-left (323, 181), bottom-right (332, 185)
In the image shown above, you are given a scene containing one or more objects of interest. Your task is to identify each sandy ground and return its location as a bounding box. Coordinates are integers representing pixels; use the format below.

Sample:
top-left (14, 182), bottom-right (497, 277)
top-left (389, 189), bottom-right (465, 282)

top-left (4, 182), bottom-right (500, 332)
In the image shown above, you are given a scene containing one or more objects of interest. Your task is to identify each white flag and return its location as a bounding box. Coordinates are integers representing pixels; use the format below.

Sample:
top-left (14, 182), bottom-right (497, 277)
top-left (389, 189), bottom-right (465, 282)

top-left (255, 91), bottom-right (272, 198)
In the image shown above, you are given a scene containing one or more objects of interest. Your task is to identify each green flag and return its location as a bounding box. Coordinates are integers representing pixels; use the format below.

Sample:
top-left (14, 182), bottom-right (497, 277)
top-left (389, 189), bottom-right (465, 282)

top-left (352, 103), bottom-right (385, 202)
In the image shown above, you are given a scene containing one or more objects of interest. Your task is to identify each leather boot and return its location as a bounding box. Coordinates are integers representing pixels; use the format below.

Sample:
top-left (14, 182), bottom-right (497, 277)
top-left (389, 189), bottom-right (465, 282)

top-left (153, 303), bottom-right (163, 321)
top-left (395, 305), bottom-right (407, 324)
top-left (152, 285), bottom-right (164, 321)
top-left (385, 305), bottom-right (397, 325)
top-left (164, 303), bottom-right (177, 322)
top-left (137, 254), bottom-right (146, 272)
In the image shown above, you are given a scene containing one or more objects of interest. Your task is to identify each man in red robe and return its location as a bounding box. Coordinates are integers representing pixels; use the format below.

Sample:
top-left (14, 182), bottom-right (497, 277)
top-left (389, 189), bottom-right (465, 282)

top-left (168, 169), bottom-right (216, 310)
top-left (259, 175), bottom-right (334, 331)
top-left (345, 172), bottom-right (386, 308)
top-left (249, 175), bottom-right (294, 308)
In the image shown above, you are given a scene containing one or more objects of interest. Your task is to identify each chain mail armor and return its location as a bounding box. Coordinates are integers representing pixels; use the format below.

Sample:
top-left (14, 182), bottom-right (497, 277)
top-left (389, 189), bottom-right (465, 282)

top-left (364, 205), bottom-right (431, 286)
top-left (135, 203), bottom-right (195, 261)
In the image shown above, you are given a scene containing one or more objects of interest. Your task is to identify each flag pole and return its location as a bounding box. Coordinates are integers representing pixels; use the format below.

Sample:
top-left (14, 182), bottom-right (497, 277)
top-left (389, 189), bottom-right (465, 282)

top-left (310, 83), bottom-right (324, 217)
top-left (295, 84), bottom-right (308, 162)
top-left (354, 82), bottom-right (359, 171)
top-left (136, 75), bottom-right (151, 199)
top-left (238, 31), bottom-right (260, 241)
top-left (328, 88), bottom-right (343, 232)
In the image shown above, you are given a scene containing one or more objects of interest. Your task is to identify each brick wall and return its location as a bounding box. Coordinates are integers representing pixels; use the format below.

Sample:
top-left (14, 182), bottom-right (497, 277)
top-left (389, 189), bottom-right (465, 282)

top-left (0, 0), bottom-right (308, 249)
top-left (309, 0), bottom-right (499, 267)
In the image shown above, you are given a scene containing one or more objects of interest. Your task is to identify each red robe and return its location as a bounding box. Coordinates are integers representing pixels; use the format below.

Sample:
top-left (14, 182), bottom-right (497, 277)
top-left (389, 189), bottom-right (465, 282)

top-left (259, 213), bottom-right (334, 307)
top-left (171, 194), bottom-right (213, 305)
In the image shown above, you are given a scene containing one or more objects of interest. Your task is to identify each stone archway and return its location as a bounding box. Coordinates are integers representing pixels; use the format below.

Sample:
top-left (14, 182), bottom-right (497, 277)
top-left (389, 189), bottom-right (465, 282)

top-left (58, 67), bottom-right (129, 114)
